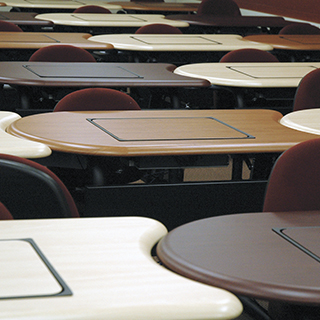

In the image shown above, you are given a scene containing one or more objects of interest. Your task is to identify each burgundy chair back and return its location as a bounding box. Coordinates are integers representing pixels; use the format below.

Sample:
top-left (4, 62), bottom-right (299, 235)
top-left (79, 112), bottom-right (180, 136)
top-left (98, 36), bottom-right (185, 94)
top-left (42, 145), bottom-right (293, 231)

top-left (279, 23), bottom-right (320, 35)
top-left (0, 20), bottom-right (23, 32)
top-left (263, 139), bottom-right (320, 212)
top-left (197, 0), bottom-right (241, 16)
top-left (293, 68), bottom-right (320, 112)
top-left (54, 88), bottom-right (141, 112)
top-left (29, 45), bottom-right (96, 62)
top-left (0, 202), bottom-right (13, 220)
top-left (220, 48), bottom-right (279, 62)
top-left (135, 23), bottom-right (183, 34)
top-left (73, 5), bottom-right (111, 13)
top-left (0, 153), bottom-right (80, 218)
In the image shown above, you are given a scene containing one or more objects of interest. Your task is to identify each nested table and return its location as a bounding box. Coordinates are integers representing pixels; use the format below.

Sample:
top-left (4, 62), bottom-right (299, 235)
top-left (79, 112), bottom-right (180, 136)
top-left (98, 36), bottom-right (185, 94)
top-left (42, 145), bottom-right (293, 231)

top-left (173, 61), bottom-right (320, 109)
top-left (88, 33), bottom-right (273, 63)
top-left (244, 34), bottom-right (320, 61)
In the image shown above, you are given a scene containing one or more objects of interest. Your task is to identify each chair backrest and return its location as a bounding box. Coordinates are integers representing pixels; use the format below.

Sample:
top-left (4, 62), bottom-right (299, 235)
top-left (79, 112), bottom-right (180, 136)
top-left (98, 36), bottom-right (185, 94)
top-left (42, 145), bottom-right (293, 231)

top-left (29, 44), bottom-right (97, 62)
top-left (135, 23), bottom-right (183, 34)
top-left (73, 5), bottom-right (111, 13)
top-left (219, 48), bottom-right (279, 62)
top-left (0, 20), bottom-right (23, 32)
top-left (279, 23), bottom-right (320, 35)
top-left (0, 153), bottom-right (80, 219)
top-left (197, 0), bottom-right (241, 16)
top-left (53, 88), bottom-right (141, 112)
top-left (293, 68), bottom-right (320, 112)
top-left (0, 202), bottom-right (14, 220)
top-left (263, 138), bottom-right (320, 212)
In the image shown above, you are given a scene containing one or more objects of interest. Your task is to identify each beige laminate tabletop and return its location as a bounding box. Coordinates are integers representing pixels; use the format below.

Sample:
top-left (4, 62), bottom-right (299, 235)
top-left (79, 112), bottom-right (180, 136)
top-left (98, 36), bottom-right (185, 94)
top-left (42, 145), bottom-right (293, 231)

top-left (108, 1), bottom-right (199, 12)
top-left (2, 0), bottom-right (121, 10)
top-left (7, 109), bottom-right (317, 156)
top-left (35, 12), bottom-right (189, 27)
top-left (89, 33), bottom-right (273, 51)
top-left (0, 216), bottom-right (243, 319)
top-left (280, 109), bottom-right (320, 134)
top-left (0, 32), bottom-right (113, 50)
top-left (0, 111), bottom-right (51, 159)
top-left (244, 34), bottom-right (320, 51)
top-left (174, 62), bottom-right (320, 88)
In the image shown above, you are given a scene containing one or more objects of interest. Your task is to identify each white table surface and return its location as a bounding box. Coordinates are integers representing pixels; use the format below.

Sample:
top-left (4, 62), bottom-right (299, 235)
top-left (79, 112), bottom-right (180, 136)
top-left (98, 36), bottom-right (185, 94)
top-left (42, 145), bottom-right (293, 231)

top-left (35, 12), bottom-right (189, 27)
top-left (280, 108), bottom-right (320, 135)
top-left (89, 33), bottom-right (273, 51)
top-left (2, 0), bottom-right (121, 10)
top-left (174, 62), bottom-right (320, 88)
top-left (0, 216), bottom-right (243, 320)
top-left (0, 111), bottom-right (51, 158)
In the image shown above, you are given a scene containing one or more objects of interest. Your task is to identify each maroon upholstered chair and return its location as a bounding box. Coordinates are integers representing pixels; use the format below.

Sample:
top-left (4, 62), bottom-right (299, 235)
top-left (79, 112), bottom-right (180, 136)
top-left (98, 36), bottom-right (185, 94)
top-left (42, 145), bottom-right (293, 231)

top-left (135, 23), bottom-right (183, 34)
top-left (29, 44), bottom-right (96, 62)
top-left (263, 138), bottom-right (320, 212)
top-left (219, 48), bottom-right (279, 63)
top-left (292, 68), bottom-right (320, 112)
top-left (54, 88), bottom-right (141, 112)
top-left (73, 5), bottom-right (111, 13)
top-left (279, 23), bottom-right (320, 35)
top-left (0, 202), bottom-right (13, 220)
top-left (0, 153), bottom-right (80, 219)
top-left (197, 0), bottom-right (241, 16)
top-left (0, 20), bottom-right (23, 32)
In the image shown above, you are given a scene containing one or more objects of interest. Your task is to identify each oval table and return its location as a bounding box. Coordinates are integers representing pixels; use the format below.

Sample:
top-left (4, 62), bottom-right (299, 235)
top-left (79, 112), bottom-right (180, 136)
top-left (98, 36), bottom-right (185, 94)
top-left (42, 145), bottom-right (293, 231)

top-left (280, 108), bottom-right (320, 135)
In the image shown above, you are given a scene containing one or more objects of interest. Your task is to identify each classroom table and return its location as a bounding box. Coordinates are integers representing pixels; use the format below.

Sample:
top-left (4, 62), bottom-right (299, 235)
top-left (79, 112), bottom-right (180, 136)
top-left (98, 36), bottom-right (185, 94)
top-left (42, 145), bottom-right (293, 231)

top-left (88, 33), bottom-right (273, 63)
top-left (0, 32), bottom-right (113, 60)
top-left (280, 108), bottom-right (320, 134)
top-left (0, 111), bottom-right (51, 158)
top-left (35, 13), bottom-right (189, 33)
top-left (1, 0), bottom-right (121, 12)
top-left (173, 61), bottom-right (320, 110)
top-left (0, 11), bottom-right (53, 30)
top-left (244, 34), bottom-right (320, 61)
top-left (108, 1), bottom-right (199, 14)
top-left (0, 216), bottom-right (243, 319)
top-left (164, 14), bottom-right (291, 35)
top-left (0, 62), bottom-right (210, 109)
top-left (6, 109), bottom-right (317, 178)
top-left (157, 211), bottom-right (320, 318)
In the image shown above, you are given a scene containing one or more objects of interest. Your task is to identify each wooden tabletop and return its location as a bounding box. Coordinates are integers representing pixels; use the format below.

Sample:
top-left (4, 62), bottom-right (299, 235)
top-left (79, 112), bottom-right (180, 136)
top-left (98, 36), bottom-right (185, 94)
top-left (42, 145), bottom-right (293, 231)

top-left (0, 111), bottom-right (51, 158)
top-left (0, 216), bottom-right (243, 319)
top-left (2, 0), bottom-right (121, 10)
top-left (0, 32), bottom-right (113, 50)
top-left (108, 1), bottom-right (199, 12)
top-left (35, 12), bottom-right (189, 27)
top-left (280, 109), bottom-right (320, 134)
top-left (89, 33), bottom-right (273, 52)
top-left (174, 62), bottom-right (320, 87)
top-left (7, 109), bottom-right (317, 156)
top-left (0, 62), bottom-right (209, 87)
top-left (157, 211), bottom-right (320, 304)
top-left (244, 34), bottom-right (320, 51)
top-left (0, 11), bottom-right (53, 25)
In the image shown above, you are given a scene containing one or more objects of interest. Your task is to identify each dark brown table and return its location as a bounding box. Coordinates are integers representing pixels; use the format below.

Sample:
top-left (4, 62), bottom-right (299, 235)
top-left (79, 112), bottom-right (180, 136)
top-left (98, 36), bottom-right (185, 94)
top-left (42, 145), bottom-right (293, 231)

top-left (157, 211), bottom-right (320, 317)
top-left (0, 11), bottom-right (53, 30)
top-left (165, 14), bottom-right (291, 34)
top-left (0, 62), bottom-right (209, 109)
